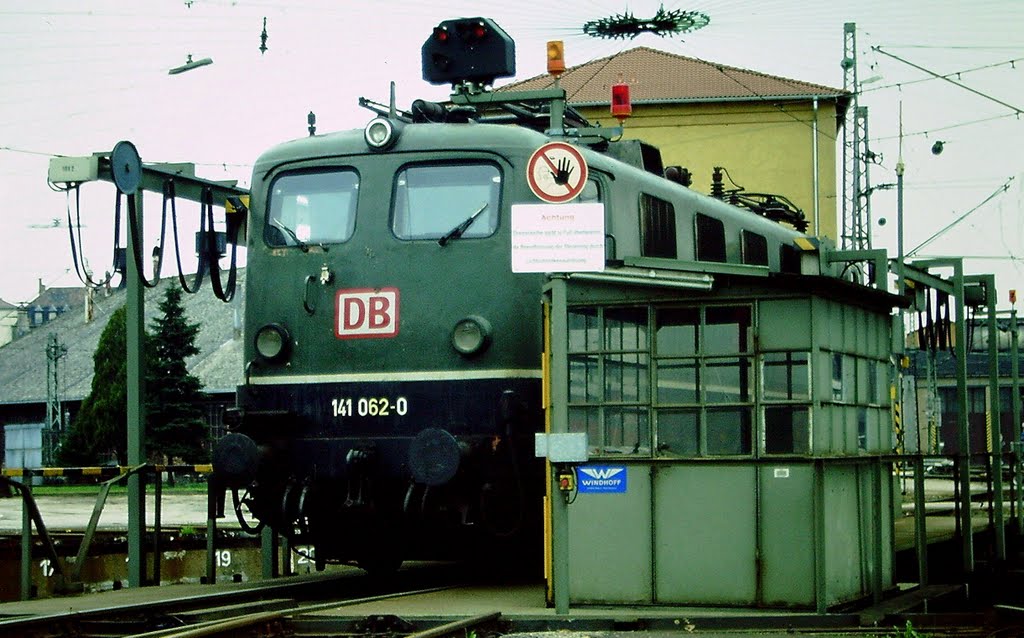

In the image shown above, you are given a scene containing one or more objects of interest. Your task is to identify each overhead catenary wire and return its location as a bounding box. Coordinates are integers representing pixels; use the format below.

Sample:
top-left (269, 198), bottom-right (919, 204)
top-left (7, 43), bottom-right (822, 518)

top-left (872, 46), bottom-right (1024, 116)
top-left (860, 56), bottom-right (1024, 94)
top-left (906, 176), bottom-right (1016, 257)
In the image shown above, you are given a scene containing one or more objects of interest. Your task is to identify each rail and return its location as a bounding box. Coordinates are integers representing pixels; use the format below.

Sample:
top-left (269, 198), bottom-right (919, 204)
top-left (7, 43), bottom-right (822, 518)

top-left (0, 565), bottom-right (466, 638)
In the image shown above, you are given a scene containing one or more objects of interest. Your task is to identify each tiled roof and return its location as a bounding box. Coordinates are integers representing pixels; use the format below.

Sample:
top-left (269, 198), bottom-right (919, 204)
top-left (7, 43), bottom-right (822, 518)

top-left (0, 271), bottom-right (245, 405)
top-left (27, 286), bottom-right (85, 310)
top-left (499, 46), bottom-right (848, 106)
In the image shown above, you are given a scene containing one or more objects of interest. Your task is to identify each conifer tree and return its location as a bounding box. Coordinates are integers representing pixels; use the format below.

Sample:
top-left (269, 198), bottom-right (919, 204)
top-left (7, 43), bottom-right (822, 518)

top-left (146, 285), bottom-right (208, 463)
top-left (58, 305), bottom-right (128, 465)
top-left (58, 286), bottom-right (209, 466)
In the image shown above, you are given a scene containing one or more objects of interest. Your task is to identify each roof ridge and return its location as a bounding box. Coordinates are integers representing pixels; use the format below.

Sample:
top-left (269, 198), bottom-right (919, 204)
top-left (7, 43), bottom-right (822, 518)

top-left (497, 45), bottom-right (845, 101)
top-left (624, 45), bottom-right (843, 94)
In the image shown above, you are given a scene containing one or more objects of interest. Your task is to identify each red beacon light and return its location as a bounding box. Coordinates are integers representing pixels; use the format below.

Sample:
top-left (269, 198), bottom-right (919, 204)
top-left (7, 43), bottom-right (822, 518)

top-left (433, 26), bottom-right (449, 43)
top-left (611, 83), bottom-right (632, 123)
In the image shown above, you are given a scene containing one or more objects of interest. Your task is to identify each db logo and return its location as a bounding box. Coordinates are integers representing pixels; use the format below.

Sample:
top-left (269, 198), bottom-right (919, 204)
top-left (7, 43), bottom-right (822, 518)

top-left (335, 288), bottom-right (399, 339)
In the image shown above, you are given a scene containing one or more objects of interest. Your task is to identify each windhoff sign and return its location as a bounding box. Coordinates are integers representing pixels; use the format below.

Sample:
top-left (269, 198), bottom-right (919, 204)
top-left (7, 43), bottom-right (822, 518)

top-left (577, 465), bottom-right (627, 493)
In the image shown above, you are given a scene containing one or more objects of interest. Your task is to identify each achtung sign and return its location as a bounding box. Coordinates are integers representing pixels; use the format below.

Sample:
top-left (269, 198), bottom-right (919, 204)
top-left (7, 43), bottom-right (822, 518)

top-left (511, 203), bottom-right (605, 273)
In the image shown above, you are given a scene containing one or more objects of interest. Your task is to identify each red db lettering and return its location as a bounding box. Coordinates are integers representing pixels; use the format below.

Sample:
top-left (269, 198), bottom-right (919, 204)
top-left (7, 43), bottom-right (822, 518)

top-left (343, 298), bottom-right (365, 330)
top-left (369, 297), bottom-right (390, 329)
top-left (335, 288), bottom-right (400, 339)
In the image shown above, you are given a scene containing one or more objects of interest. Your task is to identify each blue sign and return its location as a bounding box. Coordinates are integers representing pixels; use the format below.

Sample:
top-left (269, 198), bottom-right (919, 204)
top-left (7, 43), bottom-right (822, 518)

top-left (577, 465), bottom-right (627, 493)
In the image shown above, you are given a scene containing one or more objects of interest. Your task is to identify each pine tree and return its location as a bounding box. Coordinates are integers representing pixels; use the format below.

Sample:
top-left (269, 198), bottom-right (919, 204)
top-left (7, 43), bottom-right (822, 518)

top-left (58, 306), bottom-right (128, 465)
top-left (146, 285), bottom-right (208, 463)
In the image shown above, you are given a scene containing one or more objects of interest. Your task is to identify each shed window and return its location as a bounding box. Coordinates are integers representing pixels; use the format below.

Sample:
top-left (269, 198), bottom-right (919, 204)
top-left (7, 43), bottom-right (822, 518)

top-left (762, 351), bottom-right (811, 455)
top-left (653, 305), bottom-right (753, 458)
top-left (765, 407), bottom-right (810, 454)
top-left (640, 194), bottom-right (677, 258)
top-left (695, 213), bottom-right (726, 262)
top-left (567, 306), bottom-right (651, 456)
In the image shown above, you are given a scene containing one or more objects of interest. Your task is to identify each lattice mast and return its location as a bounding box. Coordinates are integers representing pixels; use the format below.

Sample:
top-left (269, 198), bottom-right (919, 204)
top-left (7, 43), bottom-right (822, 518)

top-left (841, 23), bottom-right (873, 253)
top-left (44, 332), bottom-right (67, 465)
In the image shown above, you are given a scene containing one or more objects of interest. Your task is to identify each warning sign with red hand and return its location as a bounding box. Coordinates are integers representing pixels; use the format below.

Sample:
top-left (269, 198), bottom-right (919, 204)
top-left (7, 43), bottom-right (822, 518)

top-left (526, 141), bottom-right (589, 204)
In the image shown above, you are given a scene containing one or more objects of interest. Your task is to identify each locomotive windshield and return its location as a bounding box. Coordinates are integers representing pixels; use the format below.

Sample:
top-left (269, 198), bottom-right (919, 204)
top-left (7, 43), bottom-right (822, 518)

top-left (392, 163), bottom-right (500, 240)
top-left (265, 169), bottom-right (359, 247)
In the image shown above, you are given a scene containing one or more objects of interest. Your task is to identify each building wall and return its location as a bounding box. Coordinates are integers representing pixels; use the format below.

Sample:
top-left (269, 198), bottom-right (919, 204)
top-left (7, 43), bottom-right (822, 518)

top-left (575, 99), bottom-right (840, 241)
top-left (0, 308), bottom-right (16, 347)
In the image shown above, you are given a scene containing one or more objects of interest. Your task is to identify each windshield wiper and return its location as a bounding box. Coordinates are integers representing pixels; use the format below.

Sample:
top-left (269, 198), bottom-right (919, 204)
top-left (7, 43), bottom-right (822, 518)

top-left (271, 219), bottom-right (310, 253)
top-left (438, 202), bottom-right (489, 247)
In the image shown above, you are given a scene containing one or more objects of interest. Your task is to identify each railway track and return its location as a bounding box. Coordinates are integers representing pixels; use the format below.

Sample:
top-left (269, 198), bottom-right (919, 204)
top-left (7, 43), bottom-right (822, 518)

top-left (0, 560), bottom-right (1015, 638)
top-left (0, 562), bottom-right (477, 638)
top-left (0, 592), bottom-right (502, 638)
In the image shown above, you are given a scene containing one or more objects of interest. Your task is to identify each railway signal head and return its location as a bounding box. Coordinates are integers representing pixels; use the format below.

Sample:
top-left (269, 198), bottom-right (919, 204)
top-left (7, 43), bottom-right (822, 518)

top-left (422, 17), bottom-right (515, 87)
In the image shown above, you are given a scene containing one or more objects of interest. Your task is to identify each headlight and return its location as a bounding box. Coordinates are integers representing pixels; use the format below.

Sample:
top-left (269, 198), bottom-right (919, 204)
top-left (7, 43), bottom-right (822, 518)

top-left (254, 323), bottom-right (291, 363)
top-left (451, 315), bottom-right (491, 356)
top-left (364, 117), bottom-right (401, 150)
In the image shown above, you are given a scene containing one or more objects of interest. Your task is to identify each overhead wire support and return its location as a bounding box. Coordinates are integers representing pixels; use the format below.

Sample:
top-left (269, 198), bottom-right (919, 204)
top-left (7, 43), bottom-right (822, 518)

top-left (872, 47), bottom-right (1024, 116)
top-left (840, 22), bottom-right (874, 268)
top-left (907, 176), bottom-right (1016, 257)
top-left (45, 333), bottom-right (68, 467)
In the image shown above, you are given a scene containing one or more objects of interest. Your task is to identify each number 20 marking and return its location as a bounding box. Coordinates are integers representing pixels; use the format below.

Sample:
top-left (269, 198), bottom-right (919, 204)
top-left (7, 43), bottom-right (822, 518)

top-left (332, 397), bottom-right (408, 417)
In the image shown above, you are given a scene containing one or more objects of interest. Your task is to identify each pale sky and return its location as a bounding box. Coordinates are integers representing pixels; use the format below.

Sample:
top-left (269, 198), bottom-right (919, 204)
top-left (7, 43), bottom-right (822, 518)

top-left (1, 0), bottom-right (1021, 307)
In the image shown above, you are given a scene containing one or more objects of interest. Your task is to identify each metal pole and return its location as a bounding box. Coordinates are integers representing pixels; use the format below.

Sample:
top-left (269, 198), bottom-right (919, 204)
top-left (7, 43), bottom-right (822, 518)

top-left (127, 190), bottom-right (147, 589)
top-left (953, 263), bottom-right (974, 575)
top-left (1011, 308), bottom-right (1022, 533)
top-left (262, 525), bottom-right (278, 579)
top-left (897, 158), bottom-right (905, 299)
top-left (153, 469), bottom-right (162, 585)
top-left (20, 478), bottom-right (31, 601)
top-left (549, 77), bottom-right (565, 135)
top-left (914, 454), bottom-right (928, 585)
top-left (902, 153), bottom-right (932, 582)
top-left (206, 480), bottom-right (218, 585)
top-left (983, 277), bottom-right (1005, 562)
top-left (282, 534), bottom-right (293, 576)
top-left (812, 96), bottom-right (820, 236)
top-left (548, 276), bottom-right (570, 615)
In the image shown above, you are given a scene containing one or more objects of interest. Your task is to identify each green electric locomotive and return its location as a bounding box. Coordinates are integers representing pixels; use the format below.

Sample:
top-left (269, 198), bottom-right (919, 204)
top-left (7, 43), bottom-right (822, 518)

top-left (213, 17), bottom-right (808, 572)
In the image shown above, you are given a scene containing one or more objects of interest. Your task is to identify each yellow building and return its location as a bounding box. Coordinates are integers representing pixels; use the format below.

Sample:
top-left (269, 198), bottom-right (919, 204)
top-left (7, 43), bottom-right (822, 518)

top-left (501, 47), bottom-right (849, 241)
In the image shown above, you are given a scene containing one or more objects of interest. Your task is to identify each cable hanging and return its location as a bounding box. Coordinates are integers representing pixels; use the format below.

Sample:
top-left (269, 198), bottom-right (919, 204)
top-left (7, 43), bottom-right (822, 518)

top-left (111, 179), bottom-right (240, 301)
top-left (122, 187), bottom-right (166, 289)
top-left (164, 179), bottom-right (206, 294)
top-left (202, 186), bottom-right (239, 303)
top-left (65, 185), bottom-right (117, 289)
